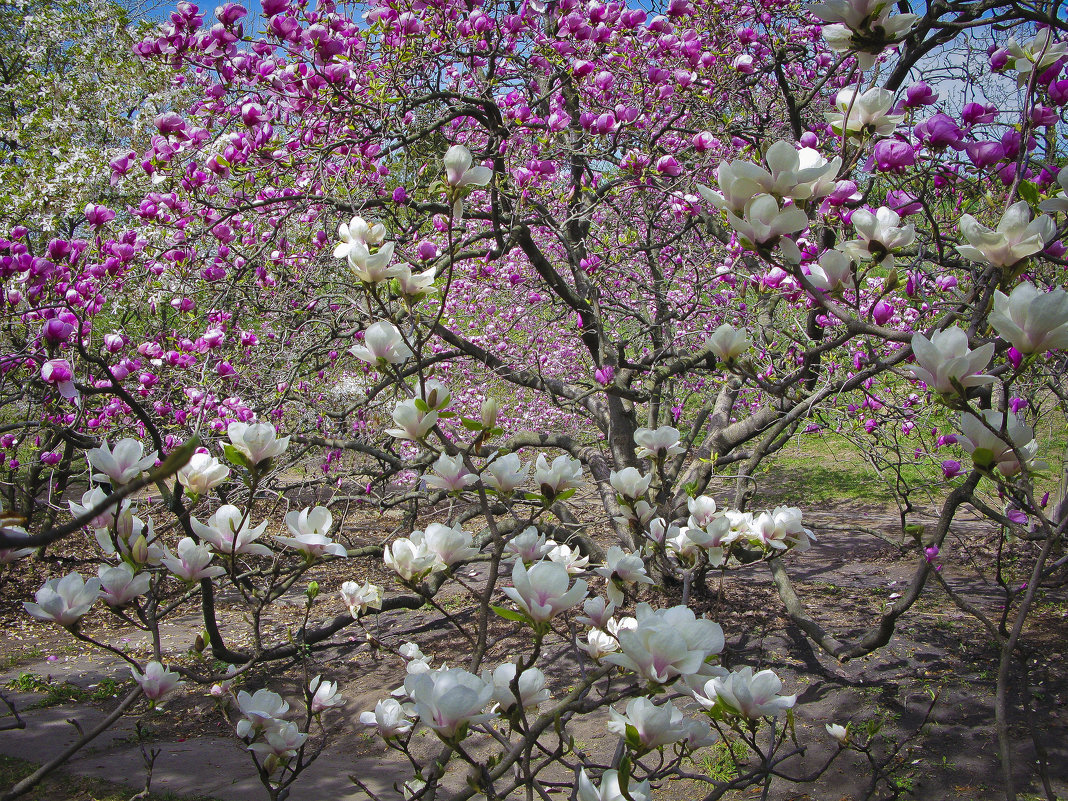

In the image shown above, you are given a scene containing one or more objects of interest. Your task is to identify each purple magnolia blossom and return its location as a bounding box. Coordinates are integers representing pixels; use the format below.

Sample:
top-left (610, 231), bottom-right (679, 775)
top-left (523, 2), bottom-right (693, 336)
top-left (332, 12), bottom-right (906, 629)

top-left (961, 102), bottom-right (997, 126)
top-left (872, 300), bottom-right (894, 325)
top-left (941, 460), bottom-right (962, 479)
top-left (965, 141), bottom-right (1004, 170)
top-left (1050, 79), bottom-right (1068, 105)
top-left (1031, 105), bottom-right (1058, 126)
top-left (886, 190), bottom-right (922, 215)
top-left (873, 139), bottom-right (916, 172)
top-left (655, 155), bottom-right (682, 176)
top-left (904, 81), bottom-right (938, 107)
top-left (84, 204), bottom-right (116, 227)
top-left (42, 318), bottom-right (74, 344)
top-left (915, 114), bottom-right (964, 150)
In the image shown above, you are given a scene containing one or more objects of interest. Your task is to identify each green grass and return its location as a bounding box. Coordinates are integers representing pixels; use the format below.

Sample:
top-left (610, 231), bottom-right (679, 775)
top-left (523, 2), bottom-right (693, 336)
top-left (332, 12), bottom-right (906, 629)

top-left (747, 422), bottom-right (1067, 510)
top-left (5, 673), bottom-right (131, 708)
top-left (0, 753), bottom-right (224, 801)
top-left (0, 647), bottom-right (42, 672)
top-left (689, 737), bottom-right (747, 783)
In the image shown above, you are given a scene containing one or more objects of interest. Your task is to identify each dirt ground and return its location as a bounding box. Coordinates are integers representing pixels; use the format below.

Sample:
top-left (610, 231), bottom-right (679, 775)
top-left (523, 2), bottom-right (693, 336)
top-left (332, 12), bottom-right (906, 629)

top-left (0, 490), bottom-right (1066, 801)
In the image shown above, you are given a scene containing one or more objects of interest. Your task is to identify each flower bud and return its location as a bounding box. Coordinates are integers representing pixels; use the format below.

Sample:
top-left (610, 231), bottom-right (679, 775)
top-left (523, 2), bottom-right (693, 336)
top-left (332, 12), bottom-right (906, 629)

top-left (480, 397), bottom-right (499, 429)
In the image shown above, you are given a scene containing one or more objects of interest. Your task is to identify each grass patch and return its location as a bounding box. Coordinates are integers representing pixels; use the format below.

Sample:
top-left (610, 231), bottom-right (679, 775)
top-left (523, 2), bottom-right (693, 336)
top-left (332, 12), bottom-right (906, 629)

top-left (5, 673), bottom-right (131, 707)
top-left (0, 648), bottom-right (42, 672)
top-left (688, 737), bottom-right (747, 783)
top-left (0, 753), bottom-right (224, 801)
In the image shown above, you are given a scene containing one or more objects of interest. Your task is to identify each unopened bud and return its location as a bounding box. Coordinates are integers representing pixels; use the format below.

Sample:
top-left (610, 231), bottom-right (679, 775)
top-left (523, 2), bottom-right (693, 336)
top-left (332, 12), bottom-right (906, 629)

top-left (481, 397), bottom-right (499, 429)
top-left (306, 581), bottom-right (320, 601)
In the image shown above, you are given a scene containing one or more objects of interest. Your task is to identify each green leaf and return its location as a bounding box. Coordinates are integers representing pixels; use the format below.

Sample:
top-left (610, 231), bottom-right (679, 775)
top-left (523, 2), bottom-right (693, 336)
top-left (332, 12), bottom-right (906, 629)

top-left (460, 417), bottom-right (484, 431)
top-left (222, 443), bottom-right (252, 470)
top-left (413, 398), bottom-right (430, 413)
top-left (556, 488), bottom-right (577, 501)
top-left (1017, 180), bottom-right (1040, 207)
top-left (490, 605), bottom-right (528, 622)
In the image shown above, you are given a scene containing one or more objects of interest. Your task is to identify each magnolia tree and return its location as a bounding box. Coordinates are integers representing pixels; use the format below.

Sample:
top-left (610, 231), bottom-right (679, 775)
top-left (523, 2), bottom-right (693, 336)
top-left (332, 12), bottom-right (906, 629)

top-left (0, 0), bottom-right (184, 236)
top-left (1, 0), bottom-right (1068, 798)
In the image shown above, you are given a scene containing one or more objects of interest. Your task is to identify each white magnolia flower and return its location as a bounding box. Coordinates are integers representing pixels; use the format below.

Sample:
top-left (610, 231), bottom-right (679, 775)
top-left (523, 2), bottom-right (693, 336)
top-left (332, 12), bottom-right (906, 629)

top-left (334, 216), bottom-right (386, 260)
top-left (958, 410), bottom-right (1043, 477)
top-left (698, 142), bottom-right (840, 212)
top-left (502, 559), bottom-right (587, 623)
top-left (444, 145), bottom-right (494, 220)
top-left (812, 0), bottom-right (918, 69)
top-left (443, 145), bottom-right (493, 188)
top-left (404, 667), bottom-right (496, 739)
top-left (423, 454), bottom-right (478, 493)
top-left (86, 438), bottom-right (157, 485)
top-left (634, 426), bottom-right (684, 460)
top-left (705, 323), bottom-right (752, 363)
top-left (340, 580), bottom-right (382, 617)
top-left (989, 282), bottom-right (1068, 354)
top-left (605, 603), bottom-right (724, 683)
top-left (955, 202), bottom-right (1055, 269)
top-left (227, 422), bottom-right (290, 465)
top-left (606, 697), bottom-right (690, 750)
top-left (725, 193), bottom-right (809, 263)
top-left (276, 506), bottom-right (346, 559)
top-left (504, 526), bottom-right (554, 562)
top-left (347, 241), bottom-right (404, 284)
top-left (395, 264), bottom-right (438, 299)
top-left (583, 628), bottom-right (621, 659)
top-left (162, 537), bottom-right (226, 582)
top-left (1007, 29), bottom-right (1068, 86)
top-left (576, 596), bottom-right (617, 629)
top-left (827, 722), bottom-right (849, 742)
top-left (349, 321), bottom-right (413, 365)
top-left (483, 453), bottom-right (528, 495)
top-left (191, 505), bottom-right (272, 557)
top-left (747, 511), bottom-right (794, 551)
top-left (483, 663), bottom-right (551, 711)
top-left (385, 536), bottom-right (440, 581)
top-left (826, 88), bottom-right (904, 137)
top-left (247, 720), bottom-right (307, 761)
top-left (687, 496), bottom-right (718, 528)
top-left (666, 521), bottom-right (735, 565)
top-left (609, 467), bottom-right (652, 499)
top-left (68, 486), bottom-right (116, 530)
top-left (98, 563), bottom-right (151, 607)
top-left (705, 666), bottom-right (796, 719)
top-left (177, 452), bottom-right (230, 496)
top-left (909, 327), bottom-right (995, 395)
top-left (385, 399), bottom-right (437, 441)
top-left (646, 517), bottom-right (681, 546)
top-left (547, 542), bottom-right (590, 574)
top-left (532, 453), bottom-right (584, 499)
top-left (24, 572), bottom-right (100, 626)
top-left (309, 676), bottom-right (345, 713)
top-left (236, 688), bottom-right (289, 738)
top-left (595, 545), bottom-right (653, 586)
top-left (359, 698), bottom-right (413, 738)
top-left (577, 768), bottom-right (652, 801)
top-left (842, 206), bottom-right (915, 267)
top-left (131, 661), bottom-right (185, 702)
top-left (806, 249), bottom-right (855, 292)
top-left (419, 522), bottom-right (479, 566)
